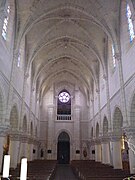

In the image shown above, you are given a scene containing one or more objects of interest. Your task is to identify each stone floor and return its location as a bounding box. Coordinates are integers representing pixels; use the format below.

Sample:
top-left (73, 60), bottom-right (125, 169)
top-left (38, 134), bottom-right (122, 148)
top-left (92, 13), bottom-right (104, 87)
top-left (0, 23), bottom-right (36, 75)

top-left (53, 164), bottom-right (78, 180)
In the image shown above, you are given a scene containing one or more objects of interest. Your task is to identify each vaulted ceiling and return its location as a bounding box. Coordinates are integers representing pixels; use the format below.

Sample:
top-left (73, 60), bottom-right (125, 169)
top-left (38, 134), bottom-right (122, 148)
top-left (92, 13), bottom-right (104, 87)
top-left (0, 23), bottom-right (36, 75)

top-left (16, 0), bottom-right (121, 99)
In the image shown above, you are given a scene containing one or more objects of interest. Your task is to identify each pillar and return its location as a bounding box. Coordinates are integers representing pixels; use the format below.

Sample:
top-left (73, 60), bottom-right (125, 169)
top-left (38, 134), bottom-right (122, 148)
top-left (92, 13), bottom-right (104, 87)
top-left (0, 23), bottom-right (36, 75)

top-left (89, 140), bottom-right (95, 160)
top-left (18, 135), bottom-right (28, 163)
top-left (9, 134), bottom-right (21, 168)
top-left (47, 105), bottom-right (54, 160)
top-left (101, 137), bottom-right (110, 165)
top-left (73, 105), bottom-right (80, 160)
top-left (0, 134), bottom-right (5, 172)
top-left (111, 136), bottom-right (122, 169)
top-left (116, 53), bottom-right (128, 127)
top-left (124, 128), bottom-right (135, 174)
top-left (95, 140), bottom-right (102, 162)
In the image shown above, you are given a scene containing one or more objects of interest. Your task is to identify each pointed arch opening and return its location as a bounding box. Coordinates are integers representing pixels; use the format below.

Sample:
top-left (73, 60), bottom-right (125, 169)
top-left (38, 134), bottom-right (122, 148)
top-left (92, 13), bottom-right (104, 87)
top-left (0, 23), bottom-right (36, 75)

top-left (10, 105), bottom-right (18, 129)
top-left (113, 107), bottom-right (123, 135)
top-left (96, 123), bottom-right (99, 138)
top-left (103, 116), bottom-right (108, 136)
top-left (57, 131), bottom-right (70, 164)
top-left (23, 115), bottom-right (27, 133)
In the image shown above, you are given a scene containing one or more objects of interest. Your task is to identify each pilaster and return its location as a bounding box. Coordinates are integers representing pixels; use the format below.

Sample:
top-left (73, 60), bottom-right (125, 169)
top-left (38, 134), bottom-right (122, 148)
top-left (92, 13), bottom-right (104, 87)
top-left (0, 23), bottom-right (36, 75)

top-left (123, 127), bottom-right (135, 174)
top-left (103, 74), bottom-right (112, 132)
top-left (9, 132), bottom-right (21, 168)
top-left (95, 138), bottom-right (102, 162)
top-left (96, 89), bottom-right (102, 136)
top-left (115, 53), bottom-right (128, 127)
top-left (110, 135), bottom-right (123, 169)
top-left (101, 136), bottom-right (111, 165)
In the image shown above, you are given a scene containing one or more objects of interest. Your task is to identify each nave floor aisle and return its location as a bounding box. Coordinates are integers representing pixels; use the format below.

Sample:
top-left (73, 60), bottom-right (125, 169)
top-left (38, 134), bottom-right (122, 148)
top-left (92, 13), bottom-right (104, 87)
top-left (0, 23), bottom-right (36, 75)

top-left (53, 164), bottom-right (79, 180)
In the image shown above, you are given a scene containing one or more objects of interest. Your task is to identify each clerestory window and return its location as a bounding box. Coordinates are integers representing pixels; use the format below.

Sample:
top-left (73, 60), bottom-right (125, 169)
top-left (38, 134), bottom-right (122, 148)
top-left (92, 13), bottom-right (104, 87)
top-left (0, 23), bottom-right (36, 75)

top-left (111, 44), bottom-right (116, 68)
top-left (2, 5), bottom-right (10, 40)
top-left (126, 3), bottom-right (135, 42)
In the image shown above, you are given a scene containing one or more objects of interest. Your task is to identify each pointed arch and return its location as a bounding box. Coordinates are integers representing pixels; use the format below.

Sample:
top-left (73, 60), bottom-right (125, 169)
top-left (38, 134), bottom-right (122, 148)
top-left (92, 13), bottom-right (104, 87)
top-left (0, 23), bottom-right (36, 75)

top-left (96, 122), bottom-right (99, 138)
top-left (113, 107), bottom-right (123, 135)
top-left (91, 127), bottom-right (93, 138)
top-left (30, 121), bottom-right (33, 136)
top-left (22, 115), bottom-right (27, 132)
top-left (10, 105), bottom-right (19, 129)
top-left (103, 116), bottom-right (108, 136)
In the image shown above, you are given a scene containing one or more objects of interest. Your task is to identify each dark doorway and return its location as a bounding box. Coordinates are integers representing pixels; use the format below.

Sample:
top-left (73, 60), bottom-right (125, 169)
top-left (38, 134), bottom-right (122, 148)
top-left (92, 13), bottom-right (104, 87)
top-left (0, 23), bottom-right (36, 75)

top-left (57, 132), bottom-right (70, 164)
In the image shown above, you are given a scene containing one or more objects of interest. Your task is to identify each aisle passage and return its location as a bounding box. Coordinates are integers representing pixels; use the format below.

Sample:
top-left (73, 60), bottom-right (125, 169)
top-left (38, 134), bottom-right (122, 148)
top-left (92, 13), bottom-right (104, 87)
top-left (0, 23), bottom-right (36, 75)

top-left (54, 164), bottom-right (78, 180)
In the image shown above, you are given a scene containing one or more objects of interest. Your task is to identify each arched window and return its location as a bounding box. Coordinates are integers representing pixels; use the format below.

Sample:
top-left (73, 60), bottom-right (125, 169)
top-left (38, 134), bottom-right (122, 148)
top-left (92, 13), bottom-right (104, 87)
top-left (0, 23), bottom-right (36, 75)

top-left (17, 50), bottom-right (21, 67)
top-left (126, 3), bottom-right (135, 42)
top-left (2, 5), bottom-right (10, 40)
top-left (111, 44), bottom-right (116, 68)
top-left (57, 90), bottom-right (71, 120)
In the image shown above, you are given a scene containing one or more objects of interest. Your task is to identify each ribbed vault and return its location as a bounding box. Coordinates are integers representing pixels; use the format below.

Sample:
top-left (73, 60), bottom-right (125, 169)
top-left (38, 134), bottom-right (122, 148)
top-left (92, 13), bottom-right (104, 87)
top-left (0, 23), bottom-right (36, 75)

top-left (16, 0), bottom-right (121, 101)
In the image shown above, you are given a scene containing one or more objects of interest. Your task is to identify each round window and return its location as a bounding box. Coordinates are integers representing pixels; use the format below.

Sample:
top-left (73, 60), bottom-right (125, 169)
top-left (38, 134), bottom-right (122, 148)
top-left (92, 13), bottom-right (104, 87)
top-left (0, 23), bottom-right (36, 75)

top-left (58, 92), bottom-right (70, 103)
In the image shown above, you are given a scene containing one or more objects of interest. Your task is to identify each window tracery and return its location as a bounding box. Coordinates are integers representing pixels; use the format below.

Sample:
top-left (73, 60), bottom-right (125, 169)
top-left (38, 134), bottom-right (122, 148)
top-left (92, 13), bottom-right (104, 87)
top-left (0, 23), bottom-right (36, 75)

top-left (58, 91), bottom-right (70, 103)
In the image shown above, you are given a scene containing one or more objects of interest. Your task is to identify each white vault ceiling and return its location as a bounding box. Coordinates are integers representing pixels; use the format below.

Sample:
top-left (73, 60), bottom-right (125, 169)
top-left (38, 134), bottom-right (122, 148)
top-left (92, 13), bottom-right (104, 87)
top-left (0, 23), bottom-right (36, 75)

top-left (16, 0), bottom-right (121, 100)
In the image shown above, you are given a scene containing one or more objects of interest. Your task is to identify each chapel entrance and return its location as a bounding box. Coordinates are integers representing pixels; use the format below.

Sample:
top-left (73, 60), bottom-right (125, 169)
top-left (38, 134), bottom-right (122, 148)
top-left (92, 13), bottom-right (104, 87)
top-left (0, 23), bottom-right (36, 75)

top-left (57, 132), bottom-right (70, 164)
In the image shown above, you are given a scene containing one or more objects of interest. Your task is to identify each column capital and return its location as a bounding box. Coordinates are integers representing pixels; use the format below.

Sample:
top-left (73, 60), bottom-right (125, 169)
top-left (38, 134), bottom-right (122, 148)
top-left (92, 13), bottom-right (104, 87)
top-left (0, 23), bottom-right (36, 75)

top-left (101, 136), bottom-right (110, 143)
top-left (110, 135), bottom-right (121, 142)
top-left (94, 138), bottom-right (101, 145)
top-left (10, 132), bottom-right (21, 141)
top-left (0, 126), bottom-right (10, 136)
top-left (123, 127), bottom-right (135, 138)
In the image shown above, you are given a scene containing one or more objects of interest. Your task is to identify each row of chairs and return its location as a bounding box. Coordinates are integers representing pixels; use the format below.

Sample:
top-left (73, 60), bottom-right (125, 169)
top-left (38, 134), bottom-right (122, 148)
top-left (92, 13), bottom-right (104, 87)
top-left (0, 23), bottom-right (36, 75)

top-left (71, 160), bottom-right (131, 180)
top-left (9, 160), bottom-right (57, 180)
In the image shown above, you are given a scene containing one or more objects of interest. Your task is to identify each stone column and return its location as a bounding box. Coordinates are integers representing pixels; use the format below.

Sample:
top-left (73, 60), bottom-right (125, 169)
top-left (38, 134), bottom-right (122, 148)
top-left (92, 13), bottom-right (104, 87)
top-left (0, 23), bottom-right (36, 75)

top-left (96, 89), bottom-right (102, 136)
top-left (9, 133), bottom-right (21, 169)
top-left (47, 105), bottom-right (54, 160)
top-left (27, 138), bottom-right (34, 161)
top-left (89, 139), bottom-right (95, 160)
top-left (32, 140), bottom-right (38, 160)
top-left (103, 75), bottom-right (112, 132)
top-left (101, 137), bottom-right (111, 165)
top-left (95, 139), bottom-right (102, 162)
top-left (19, 73), bottom-right (29, 131)
top-left (73, 105), bottom-right (80, 160)
top-left (18, 135), bottom-right (28, 162)
top-left (111, 136), bottom-right (122, 169)
top-left (124, 128), bottom-right (135, 174)
top-left (0, 133), bottom-right (6, 172)
top-left (116, 53), bottom-right (128, 127)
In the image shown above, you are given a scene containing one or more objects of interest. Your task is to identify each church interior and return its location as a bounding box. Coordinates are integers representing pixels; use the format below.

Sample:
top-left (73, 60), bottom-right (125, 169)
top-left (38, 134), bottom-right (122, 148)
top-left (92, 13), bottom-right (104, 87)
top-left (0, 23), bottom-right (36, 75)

top-left (0, 0), bottom-right (135, 179)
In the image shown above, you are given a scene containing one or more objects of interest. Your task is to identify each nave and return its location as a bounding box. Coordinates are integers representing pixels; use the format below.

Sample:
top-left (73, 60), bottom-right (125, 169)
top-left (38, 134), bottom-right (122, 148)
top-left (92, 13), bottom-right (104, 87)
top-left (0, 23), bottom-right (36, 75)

top-left (9, 160), bottom-right (132, 180)
top-left (54, 164), bottom-right (78, 180)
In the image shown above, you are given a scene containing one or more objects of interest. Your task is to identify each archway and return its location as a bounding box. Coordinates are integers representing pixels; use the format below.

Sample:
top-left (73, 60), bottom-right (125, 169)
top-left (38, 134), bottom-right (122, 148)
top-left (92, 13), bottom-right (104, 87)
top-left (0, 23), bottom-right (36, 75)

top-left (57, 132), bottom-right (70, 164)
top-left (10, 105), bottom-right (18, 129)
top-left (103, 116), bottom-right (108, 136)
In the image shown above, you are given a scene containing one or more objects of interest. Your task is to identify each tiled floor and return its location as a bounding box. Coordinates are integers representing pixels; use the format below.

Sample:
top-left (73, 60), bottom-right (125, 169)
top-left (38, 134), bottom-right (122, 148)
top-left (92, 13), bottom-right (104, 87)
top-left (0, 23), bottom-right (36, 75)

top-left (53, 164), bottom-right (78, 180)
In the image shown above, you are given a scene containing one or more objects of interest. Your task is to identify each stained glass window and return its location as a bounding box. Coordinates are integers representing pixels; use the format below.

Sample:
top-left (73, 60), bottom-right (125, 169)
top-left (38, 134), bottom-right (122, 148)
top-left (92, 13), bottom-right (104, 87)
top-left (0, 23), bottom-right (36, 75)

top-left (2, 5), bottom-right (10, 40)
top-left (17, 50), bottom-right (21, 67)
top-left (112, 44), bottom-right (116, 68)
top-left (126, 3), bottom-right (135, 42)
top-left (58, 92), bottom-right (70, 103)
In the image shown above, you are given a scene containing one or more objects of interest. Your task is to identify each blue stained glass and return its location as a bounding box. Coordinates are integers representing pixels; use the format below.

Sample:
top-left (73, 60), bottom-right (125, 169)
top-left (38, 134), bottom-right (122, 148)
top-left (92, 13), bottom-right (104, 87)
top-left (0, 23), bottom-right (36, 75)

top-left (126, 3), bottom-right (135, 42)
top-left (1, 6), bottom-right (10, 40)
